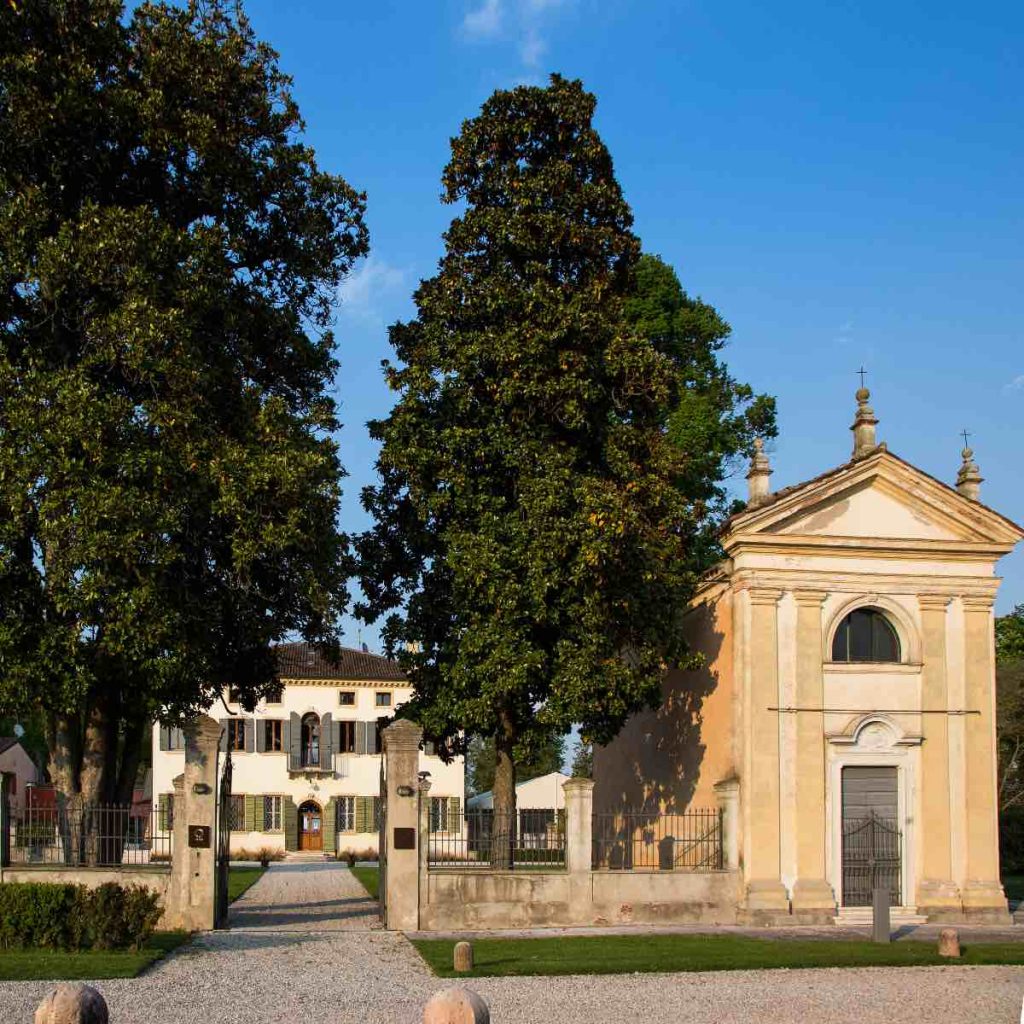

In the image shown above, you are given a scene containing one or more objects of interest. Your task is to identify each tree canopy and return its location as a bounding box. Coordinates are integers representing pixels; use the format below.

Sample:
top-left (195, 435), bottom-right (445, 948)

top-left (357, 75), bottom-right (702, 828)
top-left (0, 0), bottom-right (366, 809)
top-left (997, 605), bottom-right (1024, 813)
top-left (466, 732), bottom-right (565, 796)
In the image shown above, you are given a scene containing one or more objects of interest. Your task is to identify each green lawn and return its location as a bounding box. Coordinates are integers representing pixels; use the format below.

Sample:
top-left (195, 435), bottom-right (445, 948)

top-left (0, 931), bottom-right (191, 982)
top-left (228, 865), bottom-right (266, 903)
top-left (350, 865), bottom-right (379, 900)
top-left (412, 934), bottom-right (1024, 978)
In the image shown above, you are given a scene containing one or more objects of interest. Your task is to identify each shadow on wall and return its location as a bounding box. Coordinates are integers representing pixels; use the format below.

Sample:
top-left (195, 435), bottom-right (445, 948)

top-left (593, 598), bottom-right (725, 820)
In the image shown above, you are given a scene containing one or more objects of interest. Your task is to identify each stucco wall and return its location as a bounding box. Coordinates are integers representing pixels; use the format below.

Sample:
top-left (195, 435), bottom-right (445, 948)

top-left (592, 585), bottom-right (735, 816)
top-left (420, 868), bottom-right (739, 930)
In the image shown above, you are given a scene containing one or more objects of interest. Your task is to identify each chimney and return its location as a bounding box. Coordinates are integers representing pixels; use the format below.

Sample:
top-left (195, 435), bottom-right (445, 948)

top-left (746, 438), bottom-right (772, 508)
top-left (956, 444), bottom-right (983, 501)
top-left (850, 386), bottom-right (879, 459)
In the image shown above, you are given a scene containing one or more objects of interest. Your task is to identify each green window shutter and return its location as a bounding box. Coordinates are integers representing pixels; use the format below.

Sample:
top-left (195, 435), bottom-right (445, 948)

top-left (218, 720), bottom-right (229, 753)
top-left (173, 727), bottom-right (185, 750)
top-left (321, 712), bottom-right (333, 770)
top-left (158, 725), bottom-right (170, 751)
top-left (284, 798), bottom-right (299, 851)
top-left (281, 717), bottom-right (291, 754)
top-left (355, 795), bottom-right (373, 834)
top-left (244, 719), bottom-right (255, 753)
top-left (447, 796), bottom-right (461, 834)
top-left (158, 793), bottom-right (170, 831)
top-left (322, 798), bottom-right (337, 854)
top-left (244, 794), bottom-right (258, 832)
top-left (255, 721), bottom-right (266, 753)
top-left (354, 722), bottom-right (367, 756)
top-left (288, 712), bottom-right (301, 770)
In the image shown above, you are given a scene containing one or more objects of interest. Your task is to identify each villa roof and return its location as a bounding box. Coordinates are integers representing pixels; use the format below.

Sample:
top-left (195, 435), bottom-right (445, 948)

top-left (274, 641), bottom-right (407, 683)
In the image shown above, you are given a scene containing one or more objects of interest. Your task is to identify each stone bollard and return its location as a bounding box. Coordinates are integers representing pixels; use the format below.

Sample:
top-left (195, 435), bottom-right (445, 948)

top-left (453, 940), bottom-right (474, 973)
top-left (938, 927), bottom-right (961, 958)
top-left (34, 984), bottom-right (109, 1024)
top-left (423, 987), bottom-right (490, 1024)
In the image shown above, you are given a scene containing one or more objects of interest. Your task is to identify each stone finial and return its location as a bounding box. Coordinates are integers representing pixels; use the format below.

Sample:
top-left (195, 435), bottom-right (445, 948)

top-left (938, 927), bottom-right (961, 957)
top-left (453, 940), bottom-right (474, 972)
top-left (956, 445), bottom-right (983, 500)
top-left (35, 984), bottom-right (109, 1024)
top-left (746, 438), bottom-right (771, 508)
top-left (850, 386), bottom-right (879, 459)
top-left (423, 987), bottom-right (490, 1024)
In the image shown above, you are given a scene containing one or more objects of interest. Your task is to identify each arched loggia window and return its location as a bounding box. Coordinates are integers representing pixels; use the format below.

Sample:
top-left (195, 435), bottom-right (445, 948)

top-left (301, 712), bottom-right (320, 767)
top-left (831, 607), bottom-right (900, 663)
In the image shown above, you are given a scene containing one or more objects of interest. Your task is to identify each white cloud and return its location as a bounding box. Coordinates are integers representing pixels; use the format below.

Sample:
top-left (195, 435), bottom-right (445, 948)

top-left (338, 257), bottom-right (409, 327)
top-left (1005, 374), bottom-right (1024, 393)
top-left (463, 0), bottom-right (502, 39)
top-left (458, 0), bottom-right (571, 72)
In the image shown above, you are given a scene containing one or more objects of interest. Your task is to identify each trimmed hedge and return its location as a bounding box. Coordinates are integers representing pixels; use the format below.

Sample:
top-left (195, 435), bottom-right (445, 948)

top-left (1001, 811), bottom-right (1024, 874)
top-left (0, 882), bottom-right (162, 951)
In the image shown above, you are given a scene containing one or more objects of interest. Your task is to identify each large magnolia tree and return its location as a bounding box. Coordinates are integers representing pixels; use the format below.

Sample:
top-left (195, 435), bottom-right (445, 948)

top-left (357, 76), bottom-right (698, 851)
top-left (0, 0), bottom-right (366, 816)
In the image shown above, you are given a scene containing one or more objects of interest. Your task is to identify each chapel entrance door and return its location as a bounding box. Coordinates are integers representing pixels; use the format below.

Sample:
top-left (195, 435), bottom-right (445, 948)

top-left (841, 766), bottom-right (901, 906)
top-left (299, 800), bottom-right (323, 851)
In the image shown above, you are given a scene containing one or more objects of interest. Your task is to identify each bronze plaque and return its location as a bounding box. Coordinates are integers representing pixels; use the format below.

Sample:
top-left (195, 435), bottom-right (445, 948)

top-left (393, 827), bottom-right (415, 850)
top-left (188, 824), bottom-right (211, 848)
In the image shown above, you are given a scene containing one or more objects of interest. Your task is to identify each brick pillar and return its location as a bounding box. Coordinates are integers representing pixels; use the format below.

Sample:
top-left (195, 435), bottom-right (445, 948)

top-left (165, 715), bottom-right (220, 931)
top-left (742, 587), bottom-right (789, 918)
top-left (381, 718), bottom-right (423, 931)
top-left (960, 596), bottom-right (1009, 921)
top-left (916, 595), bottom-right (960, 916)
top-left (790, 589), bottom-right (835, 919)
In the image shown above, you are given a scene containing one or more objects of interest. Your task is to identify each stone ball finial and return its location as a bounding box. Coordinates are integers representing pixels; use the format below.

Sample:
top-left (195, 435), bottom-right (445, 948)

top-left (851, 384), bottom-right (879, 459)
top-left (423, 987), bottom-right (490, 1024)
top-left (956, 444), bottom-right (983, 500)
top-left (746, 437), bottom-right (771, 508)
top-left (856, 386), bottom-right (870, 403)
top-left (35, 984), bottom-right (109, 1024)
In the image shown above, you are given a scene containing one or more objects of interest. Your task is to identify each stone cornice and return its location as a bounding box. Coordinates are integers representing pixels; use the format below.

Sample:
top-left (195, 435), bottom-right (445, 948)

top-left (724, 533), bottom-right (1017, 562)
top-left (727, 567), bottom-right (1000, 600)
top-left (918, 594), bottom-right (953, 611)
top-left (793, 589), bottom-right (828, 607)
top-left (745, 587), bottom-right (783, 606)
top-left (961, 595), bottom-right (995, 612)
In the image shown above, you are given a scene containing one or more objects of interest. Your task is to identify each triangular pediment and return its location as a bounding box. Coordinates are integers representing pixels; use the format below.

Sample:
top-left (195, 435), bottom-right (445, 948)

top-left (725, 449), bottom-right (1024, 550)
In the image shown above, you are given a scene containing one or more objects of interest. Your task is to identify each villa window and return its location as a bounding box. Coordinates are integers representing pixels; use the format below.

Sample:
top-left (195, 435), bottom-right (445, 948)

top-left (265, 684), bottom-right (283, 705)
top-left (228, 686), bottom-right (241, 704)
top-left (375, 691), bottom-right (392, 707)
top-left (229, 794), bottom-right (246, 831)
top-left (339, 690), bottom-right (356, 706)
top-left (263, 719), bottom-right (283, 752)
top-left (338, 720), bottom-right (356, 754)
top-left (263, 795), bottom-right (283, 832)
top-left (228, 719), bottom-right (246, 751)
top-left (831, 608), bottom-right (900, 663)
top-left (337, 796), bottom-right (356, 834)
top-left (301, 712), bottom-right (320, 767)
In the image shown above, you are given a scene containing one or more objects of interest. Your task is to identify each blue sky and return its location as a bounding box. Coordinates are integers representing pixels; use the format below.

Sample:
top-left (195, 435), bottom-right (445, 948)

top-left (236, 0), bottom-right (1023, 646)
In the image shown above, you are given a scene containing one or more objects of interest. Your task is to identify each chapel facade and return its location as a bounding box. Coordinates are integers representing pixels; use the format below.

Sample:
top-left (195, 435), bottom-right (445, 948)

top-left (594, 388), bottom-right (1023, 923)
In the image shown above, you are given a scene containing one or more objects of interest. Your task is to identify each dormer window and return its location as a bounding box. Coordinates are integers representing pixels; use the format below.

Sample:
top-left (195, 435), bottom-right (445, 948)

top-left (832, 608), bottom-right (900, 663)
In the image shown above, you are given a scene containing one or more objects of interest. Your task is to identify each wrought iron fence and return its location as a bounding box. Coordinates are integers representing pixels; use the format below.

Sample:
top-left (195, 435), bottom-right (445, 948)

top-left (841, 813), bottom-right (902, 907)
top-left (7, 803), bottom-right (173, 867)
top-left (592, 809), bottom-right (723, 871)
top-left (428, 809), bottom-right (566, 869)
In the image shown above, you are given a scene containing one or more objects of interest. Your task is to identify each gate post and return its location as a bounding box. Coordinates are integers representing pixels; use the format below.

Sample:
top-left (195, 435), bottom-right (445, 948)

top-left (0, 771), bottom-right (12, 871)
top-left (165, 715), bottom-right (221, 931)
top-left (381, 719), bottom-right (423, 931)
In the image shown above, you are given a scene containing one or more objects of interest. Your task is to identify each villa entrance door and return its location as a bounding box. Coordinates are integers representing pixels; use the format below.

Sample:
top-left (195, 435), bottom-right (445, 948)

top-left (298, 800), bottom-right (323, 851)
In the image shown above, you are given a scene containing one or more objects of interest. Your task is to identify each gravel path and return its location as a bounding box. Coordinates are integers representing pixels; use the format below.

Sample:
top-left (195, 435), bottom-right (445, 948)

top-left (2, 862), bottom-right (1023, 1023)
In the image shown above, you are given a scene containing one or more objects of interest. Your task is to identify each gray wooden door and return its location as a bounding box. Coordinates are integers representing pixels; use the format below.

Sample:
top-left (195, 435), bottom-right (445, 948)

top-left (841, 766), bottom-right (901, 907)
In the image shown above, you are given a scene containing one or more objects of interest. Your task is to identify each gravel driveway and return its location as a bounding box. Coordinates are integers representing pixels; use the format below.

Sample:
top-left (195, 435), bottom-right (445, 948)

top-left (2, 862), bottom-right (1023, 1023)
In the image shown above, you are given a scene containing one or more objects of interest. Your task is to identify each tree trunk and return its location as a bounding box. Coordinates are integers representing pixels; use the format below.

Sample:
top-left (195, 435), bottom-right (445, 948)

top-left (491, 713), bottom-right (517, 869)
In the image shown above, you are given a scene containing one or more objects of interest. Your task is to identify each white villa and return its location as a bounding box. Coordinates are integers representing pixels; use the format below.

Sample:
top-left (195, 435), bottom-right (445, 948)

top-left (151, 643), bottom-right (464, 855)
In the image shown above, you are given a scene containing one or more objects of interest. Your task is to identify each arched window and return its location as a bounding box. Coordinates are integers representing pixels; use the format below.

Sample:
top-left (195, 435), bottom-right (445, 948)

top-left (301, 712), bottom-right (320, 767)
top-left (831, 607), bottom-right (901, 663)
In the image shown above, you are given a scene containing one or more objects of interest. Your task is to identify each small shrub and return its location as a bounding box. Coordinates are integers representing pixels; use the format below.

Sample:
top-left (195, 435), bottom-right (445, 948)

top-left (89, 883), bottom-right (130, 950)
top-left (231, 846), bottom-right (284, 864)
top-left (122, 886), bottom-right (163, 950)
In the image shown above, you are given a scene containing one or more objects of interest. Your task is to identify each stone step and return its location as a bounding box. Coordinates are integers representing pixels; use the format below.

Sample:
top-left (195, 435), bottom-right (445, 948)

top-left (833, 907), bottom-right (929, 927)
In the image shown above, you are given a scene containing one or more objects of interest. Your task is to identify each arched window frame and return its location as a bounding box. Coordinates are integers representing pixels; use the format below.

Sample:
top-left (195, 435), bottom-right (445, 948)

top-left (824, 596), bottom-right (919, 665)
top-left (301, 712), bottom-right (321, 767)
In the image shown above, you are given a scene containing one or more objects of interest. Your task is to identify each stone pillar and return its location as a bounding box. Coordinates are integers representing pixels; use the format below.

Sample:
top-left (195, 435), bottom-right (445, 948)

top-left (382, 718), bottom-right (423, 931)
top-left (790, 590), bottom-right (835, 918)
top-left (165, 715), bottom-right (220, 931)
top-left (713, 777), bottom-right (740, 871)
top-left (563, 777), bottom-right (594, 874)
top-left (916, 595), bottom-right (960, 916)
top-left (960, 596), bottom-right (1009, 921)
top-left (742, 588), bottom-right (789, 917)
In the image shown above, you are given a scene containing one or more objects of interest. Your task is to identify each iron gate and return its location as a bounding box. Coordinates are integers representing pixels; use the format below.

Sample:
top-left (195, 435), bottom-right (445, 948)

top-left (214, 746), bottom-right (232, 928)
top-left (841, 812), bottom-right (901, 907)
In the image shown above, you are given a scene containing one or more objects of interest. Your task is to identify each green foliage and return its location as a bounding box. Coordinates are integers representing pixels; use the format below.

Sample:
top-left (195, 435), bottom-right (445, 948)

top-left (0, 881), bottom-right (160, 951)
top-left (570, 737), bottom-right (593, 778)
top-left (358, 76), bottom-right (698, 804)
top-left (997, 606), bottom-right (1024, 664)
top-left (466, 732), bottom-right (566, 795)
top-left (625, 254), bottom-right (776, 569)
top-left (0, 1), bottom-right (366, 801)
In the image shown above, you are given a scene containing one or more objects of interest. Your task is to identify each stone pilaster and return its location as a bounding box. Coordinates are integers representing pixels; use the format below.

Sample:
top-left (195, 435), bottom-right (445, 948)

top-left (916, 595), bottom-right (960, 916)
top-left (790, 590), bottom-right (835, 919)
top-left (960, 596), bottom-right (1009, 921)
top-left (381, 719), bottom-right (424, 931)
top-left (741, 588), bottom-right (789, 918)
top-left (713, 777), bottom-right (740, 872)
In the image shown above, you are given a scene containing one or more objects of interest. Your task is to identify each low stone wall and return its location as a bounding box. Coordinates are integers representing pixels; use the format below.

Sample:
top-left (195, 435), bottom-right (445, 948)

top-left (0, 866), bottom-right (172, 924)
top-left (420, 868), bottom-right (740, 930)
